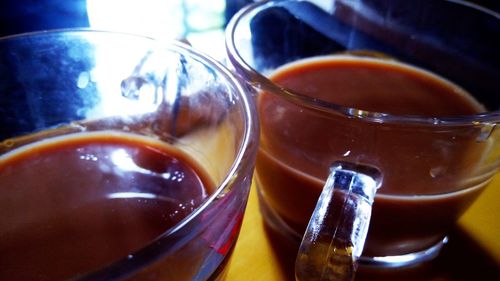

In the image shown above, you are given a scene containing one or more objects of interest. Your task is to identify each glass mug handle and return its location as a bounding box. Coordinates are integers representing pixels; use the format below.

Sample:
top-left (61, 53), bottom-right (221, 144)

top-left (295, 161), bottom-right (382, 281)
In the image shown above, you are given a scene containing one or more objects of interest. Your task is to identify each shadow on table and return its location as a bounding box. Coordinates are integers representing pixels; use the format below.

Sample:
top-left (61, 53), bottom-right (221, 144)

top-left (263, 223), bottom-right (500, 281)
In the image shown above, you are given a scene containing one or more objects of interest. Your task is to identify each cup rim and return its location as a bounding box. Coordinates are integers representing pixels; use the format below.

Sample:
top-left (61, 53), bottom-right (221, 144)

top-left (225, 0), bottom-right (500, 126)
top-left (1, 28), bottom-right (259, 279)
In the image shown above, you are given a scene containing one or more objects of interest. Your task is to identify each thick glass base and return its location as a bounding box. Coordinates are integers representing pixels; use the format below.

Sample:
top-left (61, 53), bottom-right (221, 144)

top-left (359, 237), bottom-right (448, 268)
top-left (256, 185), bottom-right (447, 268)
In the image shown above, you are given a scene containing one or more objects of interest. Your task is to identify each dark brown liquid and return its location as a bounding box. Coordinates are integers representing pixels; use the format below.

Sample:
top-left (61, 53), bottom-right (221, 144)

top-left (0, 132), bottom-right (214, 281)
top-left (257, 56), bottom-right (489, 256)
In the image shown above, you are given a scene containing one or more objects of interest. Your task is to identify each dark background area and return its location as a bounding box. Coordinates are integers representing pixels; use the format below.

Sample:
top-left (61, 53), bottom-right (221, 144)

top-left (0, 0), bottom-right (497, 38)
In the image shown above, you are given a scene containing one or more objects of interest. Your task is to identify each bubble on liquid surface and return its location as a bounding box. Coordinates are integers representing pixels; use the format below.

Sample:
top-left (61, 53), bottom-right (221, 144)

top-left (429, 166), bottom-right (444, 178)
top-left (1, 139), bottom-right (14, 148)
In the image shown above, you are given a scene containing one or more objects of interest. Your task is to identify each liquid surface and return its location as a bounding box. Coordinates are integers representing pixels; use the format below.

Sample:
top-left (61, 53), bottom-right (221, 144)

top-left (256, 55), bottom-right (488, 256)
top-left (268, 55), bottom-right (483, 116)
top-left (0, 131), bottom-right (214, 281)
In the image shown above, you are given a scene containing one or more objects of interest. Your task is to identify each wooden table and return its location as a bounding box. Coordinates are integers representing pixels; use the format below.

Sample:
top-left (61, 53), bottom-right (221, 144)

top-left (225, 174), bottom-right (500, 280)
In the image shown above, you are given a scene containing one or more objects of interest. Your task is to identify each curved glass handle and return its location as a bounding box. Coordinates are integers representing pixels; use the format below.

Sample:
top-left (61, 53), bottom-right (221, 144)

top-left (295, 161), bottom-right (382, 281)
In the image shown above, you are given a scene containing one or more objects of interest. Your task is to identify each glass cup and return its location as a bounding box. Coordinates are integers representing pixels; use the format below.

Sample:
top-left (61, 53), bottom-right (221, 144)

top-left (0, 30), bottom-right (258, 281)
top-left (225, 0), bottom-right (500, 277)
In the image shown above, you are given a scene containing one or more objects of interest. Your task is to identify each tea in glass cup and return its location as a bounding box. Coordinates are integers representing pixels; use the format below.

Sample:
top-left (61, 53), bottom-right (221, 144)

top-left (0, 30), bottom-right (258, 281)
top-left (226, 0), bottom-right (500, 275)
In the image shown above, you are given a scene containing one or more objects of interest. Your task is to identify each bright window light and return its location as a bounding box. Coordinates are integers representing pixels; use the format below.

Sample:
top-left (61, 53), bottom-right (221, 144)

top-left (87, 0), bottom-right (186, 40)
top-left (87, 0), bottom-right (227, 60)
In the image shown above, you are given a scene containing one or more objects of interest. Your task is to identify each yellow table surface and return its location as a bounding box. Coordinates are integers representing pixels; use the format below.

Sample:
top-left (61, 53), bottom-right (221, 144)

top-left (225, 174), bottom-right (500, 280)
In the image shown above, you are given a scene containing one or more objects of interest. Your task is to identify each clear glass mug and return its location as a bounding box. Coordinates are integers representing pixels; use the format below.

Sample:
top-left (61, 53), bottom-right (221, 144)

top-left (225, 0), bottom-right (500, 279)
top-left (0, 30), bottom-right (258, 281)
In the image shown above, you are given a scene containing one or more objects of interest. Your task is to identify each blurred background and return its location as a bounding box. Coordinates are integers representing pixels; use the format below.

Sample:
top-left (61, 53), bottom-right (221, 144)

top-left (0, 0), bottom-right (255, 61)
top-left (0, 0), bottom-right (497, 62)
